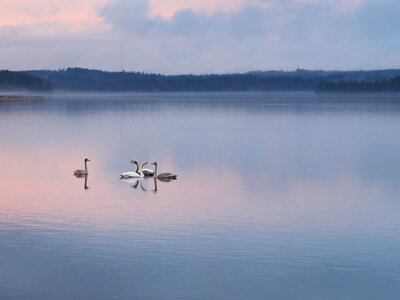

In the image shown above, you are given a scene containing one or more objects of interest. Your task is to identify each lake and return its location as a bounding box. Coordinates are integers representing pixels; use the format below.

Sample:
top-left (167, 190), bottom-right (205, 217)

top-left (1, 92), bottom-right (400, 300)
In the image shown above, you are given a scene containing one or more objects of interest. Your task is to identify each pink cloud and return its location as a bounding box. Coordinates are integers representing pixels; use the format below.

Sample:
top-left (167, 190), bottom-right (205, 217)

top-left (0, 0), bottom-right (108, 33)
top-left (0, 0), bottom-right (254, 31)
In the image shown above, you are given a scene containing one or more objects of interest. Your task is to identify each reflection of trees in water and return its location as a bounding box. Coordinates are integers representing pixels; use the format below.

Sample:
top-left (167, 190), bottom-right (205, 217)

top-left (74, 174), bottom-right (90, 190)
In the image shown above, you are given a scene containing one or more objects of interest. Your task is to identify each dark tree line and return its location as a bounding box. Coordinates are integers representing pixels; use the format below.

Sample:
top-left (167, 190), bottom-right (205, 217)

top-left (0, 70), bottom-right (53, 91)
top-left (317, 76), bottom-right (400, 92)
top-left (12, 67), bottom-right (400, 92)
top-left (28, 68), bottom-right (321, 92)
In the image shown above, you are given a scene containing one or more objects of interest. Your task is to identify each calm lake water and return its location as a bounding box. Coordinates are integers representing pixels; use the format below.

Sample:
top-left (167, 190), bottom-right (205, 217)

top-left (1, 92), bottom-right (400, 300)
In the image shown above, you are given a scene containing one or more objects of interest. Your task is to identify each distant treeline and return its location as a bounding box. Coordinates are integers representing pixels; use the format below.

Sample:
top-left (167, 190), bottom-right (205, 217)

top-left (18, 67), bottom-right (400, 92)
top-left (0, 70), bottom-right (53, 91)
top-left (317, 76), bottom-right (400, 92)
top-left (28, 68), bottom-right (321, 92)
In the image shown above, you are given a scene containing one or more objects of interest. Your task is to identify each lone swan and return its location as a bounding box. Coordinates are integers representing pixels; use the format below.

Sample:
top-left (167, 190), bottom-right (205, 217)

top-left (151, 162), bottom-right (177, 181)
top-left (74, 158), bottom-right (90, 176)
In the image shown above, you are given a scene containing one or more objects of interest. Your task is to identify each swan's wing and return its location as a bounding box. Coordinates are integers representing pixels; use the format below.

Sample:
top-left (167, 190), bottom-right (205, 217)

top-left (158, 172), bottom-right (177, 179)
top-left (74, 169), bottom-right (86, 174)
top-left (157, 177), bottom-right (175, 182)
top-left (142, 168), bottom-right (154, 176)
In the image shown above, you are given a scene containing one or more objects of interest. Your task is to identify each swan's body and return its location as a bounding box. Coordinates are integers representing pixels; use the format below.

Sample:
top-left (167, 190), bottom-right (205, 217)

top-left (120, 160), bottom-right (147, 179)
top-left (120, 171), bottom-right (142, 179)
top-left (151, 162), bottom-right (177, 180)
top-left (139, 162), bottom-right (154, 177)
top-left (74, 159), bottom-right (90, 176)
top-left (142, 168), bottom-right (154, 177)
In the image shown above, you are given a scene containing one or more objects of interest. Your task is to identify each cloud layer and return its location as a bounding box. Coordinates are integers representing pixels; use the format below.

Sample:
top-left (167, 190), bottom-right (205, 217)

top-left (1, 0), bottom-right (400, 73)
top-left (99, 0), bottom-right (271, 38)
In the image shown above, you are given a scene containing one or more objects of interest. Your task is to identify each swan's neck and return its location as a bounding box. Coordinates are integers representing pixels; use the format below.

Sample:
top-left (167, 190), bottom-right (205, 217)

top-left (139, 164), bottom-right (146, 176)
top-left (134, 162), bottom-right (139, 173)
top-left (84, 160), bottom-right (88, 172)
top-left (153, 164), bottom-right (158, 177)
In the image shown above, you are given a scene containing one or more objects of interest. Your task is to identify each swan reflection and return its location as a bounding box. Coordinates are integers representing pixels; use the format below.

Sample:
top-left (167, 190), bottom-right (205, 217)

top-left (152, 177), bottom-right (157, 193)
top-left (120, 178), bottom-right (148, 191)
top-left (74, 174), bottom-right (90, 190)
top-left (120, 176), bottom-right (176, 193)
top-left (120, 178), bottom-right (140, 189)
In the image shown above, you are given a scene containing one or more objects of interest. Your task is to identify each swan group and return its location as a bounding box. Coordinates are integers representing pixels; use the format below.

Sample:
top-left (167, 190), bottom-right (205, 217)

top-left (120, 159), bottom-right (177, 180)
top-left (73, 158), bottom-right (178, 182)
top-left (120, 160), bottom-right (147, 179)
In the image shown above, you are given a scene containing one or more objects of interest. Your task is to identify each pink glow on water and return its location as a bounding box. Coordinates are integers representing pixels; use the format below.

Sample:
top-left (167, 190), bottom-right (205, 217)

top-left (0, 143), bottom-right (397, 236)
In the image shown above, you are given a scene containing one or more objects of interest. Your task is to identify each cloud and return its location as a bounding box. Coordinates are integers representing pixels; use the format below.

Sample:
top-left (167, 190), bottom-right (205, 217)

top-left (97, 0), bottom-right (362, 41)
top-left (2, 0), bottom-right (400, 72)
top-left (352, 0), bottom-right (400, 39)
top-left (99, 0), bottom-right (272, 38)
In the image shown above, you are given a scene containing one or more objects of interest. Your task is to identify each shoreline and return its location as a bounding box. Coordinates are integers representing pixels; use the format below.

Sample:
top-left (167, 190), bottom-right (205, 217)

top-left (0, 95), bottom-right (43, 101)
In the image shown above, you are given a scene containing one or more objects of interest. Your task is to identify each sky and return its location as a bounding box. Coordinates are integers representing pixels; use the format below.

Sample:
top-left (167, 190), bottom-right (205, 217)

top-left (0, 0), bottom-right (399, 74)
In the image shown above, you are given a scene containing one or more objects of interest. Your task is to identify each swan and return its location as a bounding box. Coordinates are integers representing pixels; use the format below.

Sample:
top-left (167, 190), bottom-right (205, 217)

top-left (120, 160), bottom-right (147, 179)
top-left (74, 158), bottom-right (90, 176)
top-left (126, 159), bottom-right (153, 176)
top-left (123, 159), bottom-right (153, 177)
top-left (141, 165), bottom-right (155, 177)
top-left (151, 162), bottom-right (177, 181)
top-left (139, 162), bottom-right (155, 177)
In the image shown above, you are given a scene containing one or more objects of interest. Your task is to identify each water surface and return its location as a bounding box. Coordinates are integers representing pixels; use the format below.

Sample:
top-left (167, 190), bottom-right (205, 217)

top-left (1, 92), bottom-right (400, 299)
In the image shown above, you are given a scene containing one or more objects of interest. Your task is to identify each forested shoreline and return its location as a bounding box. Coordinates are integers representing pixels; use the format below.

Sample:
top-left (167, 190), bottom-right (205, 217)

top-left (0, 70), bottom-right (52, 91)
top-left (2, 68), bottom-right (400, 93)
top-left (317, 76), bottom-right (400, 92)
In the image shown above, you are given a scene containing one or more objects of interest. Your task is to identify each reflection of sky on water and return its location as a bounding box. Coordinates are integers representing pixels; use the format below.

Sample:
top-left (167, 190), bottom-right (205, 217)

top-left (1, 92), bottom-right (400, 299)
top-left (1, 92), bottom-right (400, 186)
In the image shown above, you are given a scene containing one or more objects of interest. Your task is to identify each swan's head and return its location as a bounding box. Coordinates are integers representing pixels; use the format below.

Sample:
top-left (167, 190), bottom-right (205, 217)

top-left (141, 162), bottom-right (148, 167)
top-left (151, 162), bottom-right (158, 166)
top-left (130, 159), bottom-right (138, 164)
top-left (85, 158), bottom-right (90, 162)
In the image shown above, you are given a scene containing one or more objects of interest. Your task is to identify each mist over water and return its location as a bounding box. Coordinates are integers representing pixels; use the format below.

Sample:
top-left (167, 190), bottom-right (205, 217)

top-left (1, 92), bottom-right (400, 300)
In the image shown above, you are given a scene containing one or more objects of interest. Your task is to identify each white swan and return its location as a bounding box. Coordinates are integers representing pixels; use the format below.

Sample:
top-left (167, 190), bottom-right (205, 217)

top-left (125, 159), bottom-right (154, 176)
top-left (151, 162), bottom-right (177, 181)
top-left (140, 162), bottom-right (155, 177)
top-left (141, 166), bottom-right (155, 177)
top-left (74, 158), bottom-right (90, 176)
top-left (120, 160), bottom-right (146, 179)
